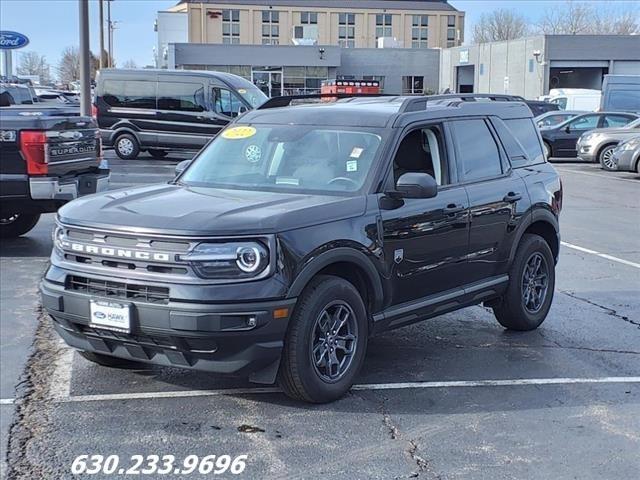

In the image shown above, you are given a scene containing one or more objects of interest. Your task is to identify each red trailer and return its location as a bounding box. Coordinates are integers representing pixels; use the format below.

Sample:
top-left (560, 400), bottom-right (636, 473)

top-left (321, 79), bottom-right (381, 95)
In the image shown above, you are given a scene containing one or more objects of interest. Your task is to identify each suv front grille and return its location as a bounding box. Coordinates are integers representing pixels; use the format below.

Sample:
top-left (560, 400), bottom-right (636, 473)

top-left (66, 275), bottom-right (170, 304)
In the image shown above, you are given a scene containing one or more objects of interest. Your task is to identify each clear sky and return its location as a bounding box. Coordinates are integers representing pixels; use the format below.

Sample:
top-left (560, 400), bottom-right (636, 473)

top-left (0, 0), bottom-right (638, 78)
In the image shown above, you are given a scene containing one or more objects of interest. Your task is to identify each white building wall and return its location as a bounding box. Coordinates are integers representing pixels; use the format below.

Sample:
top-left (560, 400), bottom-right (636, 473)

top-left (156, 11), bottom-right (188, 68)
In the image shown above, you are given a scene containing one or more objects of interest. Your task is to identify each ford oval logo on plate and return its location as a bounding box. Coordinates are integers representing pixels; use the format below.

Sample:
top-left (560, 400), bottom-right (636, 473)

top-left (0, 31), bottom-right (30, 50)
top-left (93, 311), bottom-right (107, 320)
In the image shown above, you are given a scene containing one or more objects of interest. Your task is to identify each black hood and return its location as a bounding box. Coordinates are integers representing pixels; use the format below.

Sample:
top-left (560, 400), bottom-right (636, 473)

top-left (58, 184), bottom-right (367, 236)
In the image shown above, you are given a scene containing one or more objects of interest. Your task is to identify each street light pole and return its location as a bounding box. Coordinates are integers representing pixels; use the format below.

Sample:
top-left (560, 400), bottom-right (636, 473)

top-left (78, 0), bottom-right (91, 116)
top-left (107, 0), bottom-right (112, 67)
top-left (99, 0), bottom-right (105, 69)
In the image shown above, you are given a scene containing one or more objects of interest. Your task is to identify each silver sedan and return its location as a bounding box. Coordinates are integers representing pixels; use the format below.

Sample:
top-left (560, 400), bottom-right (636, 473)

top-left (577, 118), bottom-right (640, 170)
top-left (611, 136), bottom-right (640, 174)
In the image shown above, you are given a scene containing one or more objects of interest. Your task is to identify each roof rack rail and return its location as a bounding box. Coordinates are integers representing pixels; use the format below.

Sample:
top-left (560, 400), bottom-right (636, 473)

top-left (399, 93), bottom-right (526, 113)
top-left (257, 93), bottom-right (396, 110)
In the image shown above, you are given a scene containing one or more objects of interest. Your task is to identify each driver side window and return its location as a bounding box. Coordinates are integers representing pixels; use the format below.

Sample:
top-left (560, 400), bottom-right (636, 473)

top-left (212, 87), bottom-right (244, 118)
top-left (392, 126), bottom-right (449, 186)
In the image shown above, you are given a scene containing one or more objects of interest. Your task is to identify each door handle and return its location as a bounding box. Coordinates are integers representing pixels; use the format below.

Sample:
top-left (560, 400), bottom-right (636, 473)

top-left (503, 192), bottom-right (522, 203)
top-left (444, 204), bottom-right (465, 215)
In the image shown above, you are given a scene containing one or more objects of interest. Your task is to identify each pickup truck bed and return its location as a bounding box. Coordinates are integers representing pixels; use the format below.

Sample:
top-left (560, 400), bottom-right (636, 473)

top-left (0, 105), bottom-right (109, 237)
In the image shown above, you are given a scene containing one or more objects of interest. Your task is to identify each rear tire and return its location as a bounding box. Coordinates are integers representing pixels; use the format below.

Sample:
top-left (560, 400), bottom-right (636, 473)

top-left (0, 213), bottom-right (40, 238)
top-left (493, 234), bottom-right (555, 331)
top-left (78, 351), bottom-right (141, 369)
top-left (114, 133), bottom-right (140, 160)
top-left (278, 275), bottom-right (368, 403)
top-left (598, 144), bottom-right (617, 171)
top-left (148, 149), bottom-right (168, 159)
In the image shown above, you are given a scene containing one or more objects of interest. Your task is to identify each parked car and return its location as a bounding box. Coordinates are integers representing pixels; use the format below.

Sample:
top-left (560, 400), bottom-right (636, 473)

top-left (600, 75), bottom-right (640, 114)
top-left (610, 136), bottom-right (640, 174)
top-left (41, 94), bottom-right (562, 403)
top-left (540, 112), bottom-right (638, 159)
top-left (576, 118), bottom-right (640, 170)
top-left (94, 69), bottom-right (268, 160)
top-left (0, 83), bottom-right (35, 105)
top-left (547, 88), bottom-right (601, 111)
top-left (523, 99), bottom-right (559, 117)
top-left (0, 105), bottom-right (109, 238)
top-left (535, 110), bottom-right (586, 128)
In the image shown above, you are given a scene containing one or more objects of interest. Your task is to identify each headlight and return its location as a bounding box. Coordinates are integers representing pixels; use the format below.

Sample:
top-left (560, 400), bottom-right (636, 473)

top-left (580, 134), bottom-right (594, 143)
top-left (53, 225), bottom-right (65, 254)
top-left (179, 241), bottom-right (269, 279)
top-left (618, 140), bottom-right (637, 151)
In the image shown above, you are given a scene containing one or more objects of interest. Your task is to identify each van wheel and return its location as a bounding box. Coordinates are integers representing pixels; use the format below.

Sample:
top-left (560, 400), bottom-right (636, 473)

top-left (148, 149), bottom-right (168, 159)
top-left (278, 275), bottom-right (368, 403)
top-left (114, 133), bottom-right (140, 160)
top-left (598, 145), bottom-right (617, 171)
top-left (0, 212), bottom-right (40, 238)
top-left (493, 234), bottom-right (555, 331)
top-left (78, 351), bottom-right (141, 369)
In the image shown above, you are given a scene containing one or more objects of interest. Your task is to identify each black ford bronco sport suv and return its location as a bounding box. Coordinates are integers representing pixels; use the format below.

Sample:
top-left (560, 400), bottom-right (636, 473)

top-left (41, 94), bottom-right (562, 403)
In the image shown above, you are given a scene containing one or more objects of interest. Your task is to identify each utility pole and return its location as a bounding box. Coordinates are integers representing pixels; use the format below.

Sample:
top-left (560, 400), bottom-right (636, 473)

top-left (79, 0), bottom-right (91, 116)
top-left (99, 0), bottom-right (104, 69)
top-left (107, 0), bottom-right (112, 67)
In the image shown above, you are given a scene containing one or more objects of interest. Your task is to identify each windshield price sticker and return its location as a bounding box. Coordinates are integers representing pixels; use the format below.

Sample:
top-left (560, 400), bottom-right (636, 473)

top-left (222, 126), bottom-right (256, 140)
top-left (70, 454), bottom-right (248, 476)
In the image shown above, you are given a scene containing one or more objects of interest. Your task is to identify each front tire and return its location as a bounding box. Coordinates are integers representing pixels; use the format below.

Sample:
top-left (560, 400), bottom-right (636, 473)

top-left (598, 145), bottom-right (617, 171)
top-left (543, 141), bottom-right (551, 160)
top-left (114, 133), bottom-right (140, 160)
top-left (493, 234), bottom-right (555, 331)
top-left (78, 351), bottom-right (141, 369)
top-left (0, 212), bottom-right (40, 238)
top-left (278, 275), bottom-right (368, 403)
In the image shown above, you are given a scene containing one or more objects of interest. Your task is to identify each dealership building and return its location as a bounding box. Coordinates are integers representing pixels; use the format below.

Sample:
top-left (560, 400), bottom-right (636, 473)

top-left (155, 1), bottom-right (639, 98)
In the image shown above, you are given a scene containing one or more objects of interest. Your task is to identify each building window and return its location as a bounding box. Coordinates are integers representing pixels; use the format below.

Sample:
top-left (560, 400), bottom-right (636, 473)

top-left (300, 12), bottom-right (318, 25)
top-left (262, 10), bottom-right (280, 45)
top-left (375, 14), bottom-right (392, 41)
top-left (222, 9), bottom-right (240, 44)
top-left (479, 64), bottom-right (484, 76)
top-left (411, 15), bottom-right (428, 48)
top-left (338, 13), bottom-right (356, 48)
top-left (282, 66), bottom-right (329, 95)
top-left (402, 76), bottom-right (424, 95)
top-left (447, 15), bottom-right (456, 47)
top-left (528, 59), bottom-right (535, 73)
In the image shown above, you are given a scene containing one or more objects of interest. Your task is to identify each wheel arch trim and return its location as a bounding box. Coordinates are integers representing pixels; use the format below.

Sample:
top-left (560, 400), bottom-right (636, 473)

top-left (510, 208), bottom-right (560, 264)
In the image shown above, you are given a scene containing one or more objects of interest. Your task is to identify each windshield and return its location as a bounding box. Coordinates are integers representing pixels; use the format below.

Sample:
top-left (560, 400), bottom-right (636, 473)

top-left (625, 118), bottom-right (640, 129)
top-left (234, 84), bottom-right (268, 109)
top-left (181, 124), bottom-right (384, 194)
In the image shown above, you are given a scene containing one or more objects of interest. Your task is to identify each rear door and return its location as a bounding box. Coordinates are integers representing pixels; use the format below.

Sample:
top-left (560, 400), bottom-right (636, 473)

top-left (449, 118), bottom-right (529, 284)
top-left (555, 113), bottom-right (602, 157)
top-left (155, 77), bottom-right (215, 149)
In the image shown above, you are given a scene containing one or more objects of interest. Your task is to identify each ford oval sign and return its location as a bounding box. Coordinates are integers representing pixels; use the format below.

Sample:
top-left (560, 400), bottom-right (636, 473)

top-left (0, 31), bottom-right (30, 50)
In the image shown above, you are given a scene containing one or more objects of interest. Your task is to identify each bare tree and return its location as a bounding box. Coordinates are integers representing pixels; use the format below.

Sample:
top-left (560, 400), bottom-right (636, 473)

top-left (57, 46), bottom-right (80, 85)
top-left (17, 51), bottom-right (51, 84)
top-left (122, 59), bottom-right (138, 69)
top-left (473, 9), bottom-right (529, 43)
top-left (537, 1), bottom-right (639, 35)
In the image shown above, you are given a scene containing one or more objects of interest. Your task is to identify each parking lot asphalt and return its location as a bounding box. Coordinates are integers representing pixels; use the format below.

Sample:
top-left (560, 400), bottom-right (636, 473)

top-left (1, 152), bottom-right (638, 479)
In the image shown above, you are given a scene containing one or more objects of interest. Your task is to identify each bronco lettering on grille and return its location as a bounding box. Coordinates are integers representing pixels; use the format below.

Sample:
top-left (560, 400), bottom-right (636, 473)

top-left (62, 241), bottom-right (171, 262)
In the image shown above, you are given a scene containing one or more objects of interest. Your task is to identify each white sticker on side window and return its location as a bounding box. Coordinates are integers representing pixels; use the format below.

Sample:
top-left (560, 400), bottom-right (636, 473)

top-left (346, 160), bottom-right (358, 172)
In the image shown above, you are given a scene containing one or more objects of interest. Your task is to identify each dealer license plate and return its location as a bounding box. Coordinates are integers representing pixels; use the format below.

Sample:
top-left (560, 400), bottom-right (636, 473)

top-left (89, 300), bottom-right (131, 333)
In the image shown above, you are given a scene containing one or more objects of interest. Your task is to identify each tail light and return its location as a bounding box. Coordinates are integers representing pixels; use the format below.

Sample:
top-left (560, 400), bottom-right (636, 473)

top-left (91, 103), bottom-right (98, 120)
top-left (20, 130), bottom-right (48, 175)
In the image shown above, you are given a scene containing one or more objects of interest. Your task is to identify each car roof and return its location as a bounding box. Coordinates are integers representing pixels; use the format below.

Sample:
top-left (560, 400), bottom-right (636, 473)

top-left (98, 68), bottom-right (250, 84)
top-left (241, 96), bottom-right (534, 128)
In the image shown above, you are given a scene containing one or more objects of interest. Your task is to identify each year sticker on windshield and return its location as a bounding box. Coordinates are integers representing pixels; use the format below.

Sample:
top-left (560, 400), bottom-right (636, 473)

top-left (222, 126), bottom-right (256, 140)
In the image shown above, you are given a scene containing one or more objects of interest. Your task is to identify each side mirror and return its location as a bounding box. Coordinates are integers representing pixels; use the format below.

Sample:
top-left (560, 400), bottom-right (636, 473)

top-left (175, 160), bottom-right (191, 177)
top-left (564, 125), bottom-right (571, 133)
top-left (238, 105), bottom-right (248, 115)
top-left (395, 172), bottom-right (438, 199)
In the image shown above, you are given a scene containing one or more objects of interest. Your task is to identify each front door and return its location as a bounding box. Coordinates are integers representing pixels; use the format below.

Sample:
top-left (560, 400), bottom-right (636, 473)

top-left (555, 113), bottom-right (602, 157)
top-left (251, 69), bottom-right (283, 98)
top-left (380, 126), bottom-right (470, 306)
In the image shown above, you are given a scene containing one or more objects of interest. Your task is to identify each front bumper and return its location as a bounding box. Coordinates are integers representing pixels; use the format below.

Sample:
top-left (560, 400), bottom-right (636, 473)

top-left (30, 170), bottom-right (110, 201)
top-left (40, 276), bottom-right (296, 383)
top-left (576, 141), bottom-right (596, 163)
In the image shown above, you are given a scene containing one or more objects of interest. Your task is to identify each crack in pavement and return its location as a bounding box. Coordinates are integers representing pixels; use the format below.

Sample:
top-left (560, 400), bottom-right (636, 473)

top-left (378, 398), bottom-right (441, 479)
top-left (5, 307), bottom-right (63, 480)
top-left (560, 290), bottom-right (639, 329)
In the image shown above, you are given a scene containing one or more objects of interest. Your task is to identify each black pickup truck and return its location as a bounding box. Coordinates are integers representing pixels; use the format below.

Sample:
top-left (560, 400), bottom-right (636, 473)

top-left (0, 105), bottom-right (110, 238)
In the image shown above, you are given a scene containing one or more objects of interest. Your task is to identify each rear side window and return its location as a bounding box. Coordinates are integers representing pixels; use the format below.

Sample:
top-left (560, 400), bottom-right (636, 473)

top-left (603, 114), bottom-right (633, 128)
top-left (504, 118), bottom-right (545, 167)
top-left (157, 82), bottom-right (206, 112)
top-left (102, 80), bottom-right (156, 109)
top-left (450, 119), bottom-right (503, 181)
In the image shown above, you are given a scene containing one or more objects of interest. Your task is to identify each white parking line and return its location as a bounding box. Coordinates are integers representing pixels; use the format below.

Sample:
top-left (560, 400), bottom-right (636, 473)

top-left (0, 398), bottom-right (14, 405)
top-left (51, 376), bottom-right (640, 404)
top-left (555, 166), bottom-right (638, 184)
top-left (562, 241), bottom-right (640, 269)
